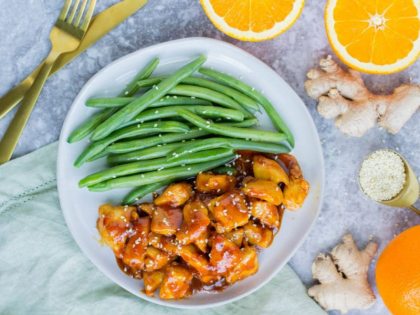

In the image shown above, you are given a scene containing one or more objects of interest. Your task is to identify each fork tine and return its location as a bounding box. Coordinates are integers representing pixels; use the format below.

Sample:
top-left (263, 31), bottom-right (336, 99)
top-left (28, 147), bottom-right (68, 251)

top-left (79, 0), bottom-right (97, 31)
top-left (58, 0), bottom-right (74, 21)
top-left (73, 0), bottom-right (88, 26)
top-left (66, 0), bottom-right (81, 24)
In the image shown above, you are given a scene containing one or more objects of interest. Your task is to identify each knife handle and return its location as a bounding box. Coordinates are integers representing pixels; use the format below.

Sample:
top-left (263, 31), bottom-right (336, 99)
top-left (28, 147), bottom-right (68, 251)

top-left (0, 63), bottom-right (43, 120)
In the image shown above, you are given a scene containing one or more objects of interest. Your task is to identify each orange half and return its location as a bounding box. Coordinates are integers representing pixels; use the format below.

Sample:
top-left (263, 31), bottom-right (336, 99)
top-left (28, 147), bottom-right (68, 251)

top-left (325, 0), bottom-right (420, 74)
top-left (200, 0), bottom-right (305, 41)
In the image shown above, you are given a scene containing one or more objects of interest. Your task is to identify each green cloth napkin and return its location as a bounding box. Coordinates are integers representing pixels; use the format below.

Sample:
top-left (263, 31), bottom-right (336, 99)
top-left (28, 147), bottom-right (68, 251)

top-left (0, 142), bottom-right (326, 315)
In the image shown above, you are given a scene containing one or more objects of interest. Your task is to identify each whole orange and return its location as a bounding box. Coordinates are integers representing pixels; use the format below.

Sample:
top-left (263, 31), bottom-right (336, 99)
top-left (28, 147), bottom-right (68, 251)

top-left (376, 226), bottom-right (420, 314)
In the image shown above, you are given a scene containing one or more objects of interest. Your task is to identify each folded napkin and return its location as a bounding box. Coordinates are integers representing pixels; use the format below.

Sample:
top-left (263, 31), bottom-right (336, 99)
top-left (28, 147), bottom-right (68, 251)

top-left (0, 142), bottom-right (325, 315)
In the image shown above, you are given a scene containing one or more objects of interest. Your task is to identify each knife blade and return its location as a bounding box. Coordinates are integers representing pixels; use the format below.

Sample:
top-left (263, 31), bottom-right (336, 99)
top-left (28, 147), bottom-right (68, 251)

top-left (0, 0), bottom-right (148, 120)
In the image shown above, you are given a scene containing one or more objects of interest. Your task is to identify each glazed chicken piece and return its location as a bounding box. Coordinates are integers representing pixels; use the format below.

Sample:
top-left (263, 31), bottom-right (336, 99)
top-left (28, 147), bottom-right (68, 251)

top-left (144, 246), bottom-right (174, 271)
top-left (97, 204), bottom-right (135, 258)
top-left (143, 270), bottom-right (165, 297)
top-left (253, 155), bottom-right (289, 185)
top-left (122, 216), bottom-right (150, 270)
top-left (244, 220), bottom-right (273, 248)
top-left (159, 264), bottom-right (194, 300)
top-left (283, 178), bottom-right (310, 211)
top-left (179, 243), bottom-right (211, 275)
top-left (151, 206), bottom-right (183, 236)
top-left (209, 234), bottom-right (244, 274)
top-left (250, 199), bottom-right (280, 228)
top-left (176, 201), bottom-right (211, 245)
top-left (223, 228), bottom-right (244, 248)
top-left (226, 247), bottom-right (259, 284)
top-left (148, 232), bottom-right (180, 255)
top-left (154, 182), bottom-right (193, 207)
top-left (242, 179), bottom-right (283, 206)
top-left (193, 228), bottom-right (211, 253)
top-left (208, 190), bottom-right (250, 233)
top-left (196, 173), bottom-right (237, 194)
top-left (139, 203), bottom-right (156, 216)
top-left (277, 153), bottom-right (302, 179)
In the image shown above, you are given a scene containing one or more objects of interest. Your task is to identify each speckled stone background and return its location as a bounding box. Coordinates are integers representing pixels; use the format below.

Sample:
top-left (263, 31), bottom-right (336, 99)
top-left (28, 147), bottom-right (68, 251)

top-left (1, 1), bottom-right (420, 314)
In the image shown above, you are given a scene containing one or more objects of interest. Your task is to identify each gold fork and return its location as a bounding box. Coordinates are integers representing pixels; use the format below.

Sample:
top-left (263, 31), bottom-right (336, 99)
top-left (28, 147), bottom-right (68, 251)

top-left (0, 0), bottom-right (96, 165)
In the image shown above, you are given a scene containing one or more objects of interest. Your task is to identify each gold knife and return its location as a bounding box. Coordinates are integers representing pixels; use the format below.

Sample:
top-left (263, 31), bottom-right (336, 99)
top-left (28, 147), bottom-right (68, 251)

top-left (0, 0), bottom-right (148, 121)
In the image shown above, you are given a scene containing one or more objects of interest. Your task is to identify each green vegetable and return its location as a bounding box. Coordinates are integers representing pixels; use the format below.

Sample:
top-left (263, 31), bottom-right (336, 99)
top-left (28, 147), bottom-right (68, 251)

top-left (106, 119), bottom-right (258, 154)
top-left (107, 141), bottom-right (196, 165)
top-left (167, 85), bottom-right (253, 119)
top-left (166, 137), bottom-right (289, 161)
top-left (199, 68), bottom-right (295, 148)
top-left (85, 96), bottom-right (211, 108)
top-left (79, 148), bottom-right (233, 187)
top-left (67, 58), bottom-right (159, 143)
top-left (137, 76), bottom-right (260, 112)
top-left (91, 56), bottom-right (207, 141)
top-left (74, 121), bottom-right (190, 168)
top-left (120, 105), bottom-right (244, 128)
top-left (88, 154), bottom-right (235, 191)
top-left (178, 109), bottom-right (286, 143)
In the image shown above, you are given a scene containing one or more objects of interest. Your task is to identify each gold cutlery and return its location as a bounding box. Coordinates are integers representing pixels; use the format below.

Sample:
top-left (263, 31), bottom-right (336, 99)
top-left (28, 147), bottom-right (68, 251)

top-left (0, 0), bottom-right (97, 165)
top-left (0, 0), bottom-right (148, 121)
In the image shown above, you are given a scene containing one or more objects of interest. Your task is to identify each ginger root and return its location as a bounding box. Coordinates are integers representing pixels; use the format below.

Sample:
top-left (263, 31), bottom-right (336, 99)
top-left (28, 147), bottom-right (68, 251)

top-left (305, 56), bottom-right (420, 137)
top-left (308, 234), bottom-right (378, 314)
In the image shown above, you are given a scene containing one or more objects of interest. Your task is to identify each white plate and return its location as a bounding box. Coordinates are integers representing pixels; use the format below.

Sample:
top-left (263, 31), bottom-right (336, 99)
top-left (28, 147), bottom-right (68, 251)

top-left (57, 37), bottom-right (325, 309)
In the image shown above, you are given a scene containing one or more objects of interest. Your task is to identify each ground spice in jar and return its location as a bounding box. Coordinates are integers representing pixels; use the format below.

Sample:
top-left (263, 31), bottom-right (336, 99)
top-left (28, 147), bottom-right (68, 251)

top-left (359, 150), bottom-right (406, 202)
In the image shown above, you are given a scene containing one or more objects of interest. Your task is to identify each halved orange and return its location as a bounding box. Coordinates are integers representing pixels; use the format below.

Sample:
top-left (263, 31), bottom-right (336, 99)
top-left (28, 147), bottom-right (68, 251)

top-left (200, 0), bottom-right (305, 42)
top-left (325, 0), bottom-right (420, 74)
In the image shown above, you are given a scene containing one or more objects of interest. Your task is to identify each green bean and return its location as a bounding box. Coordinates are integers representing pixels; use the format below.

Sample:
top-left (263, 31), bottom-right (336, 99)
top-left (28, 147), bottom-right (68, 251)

top-left (91, 56), bottom-right (207, 141)
top-left (85, 96), bottom-right (212, 109)
top-left (211, 166), bottom-right (237, 175)
top-left (123, 180), bottom-right (176, 205)
top-left (178, 110), bottom-right (286, 143)
top-left (137, 76), bottom-right (260, 112)
top-left (74, 121), bottom-right (190, 168)
top-left (106, 119), bottom-right (258, 154)
top-left (199, 68), bottom-right (295, 148)
top-left (107, 141), bottom-right (197, 165)
top-left (166, 85), bottom-right (254, 119)
top-left (86, 148), bottom-right (110, 162)
top-left (166, 137), bottom-right (289, 161)
top-left (79, 148), bottom-right (233, 187)
top-left (88, 154), bottom-right (236, 191)
top-left (67, 58), bottom-right (159, 143)
top-left (120, 106), bottom-right (244, 128)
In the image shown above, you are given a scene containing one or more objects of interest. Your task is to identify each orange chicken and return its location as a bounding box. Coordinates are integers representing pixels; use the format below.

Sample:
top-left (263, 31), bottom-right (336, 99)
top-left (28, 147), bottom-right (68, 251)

top-left (253, 155), bottom-right (289, 185)
top-left (176, 201), bottom-right (211, 245)
top-left (97, 204), bottom-right (135, 258)
top-left (283, 178), bottom-right (310, 211)
top-left (209, 234), bottom-right (243, 274)
top-left (179, 243), bottom-right (211, 275)
top-left (226, 247), bottom-right (259, 283)
top-left (196, 173), bottom-right (236, 194)
top-left (208, 190), bottom-right (250, 233)
top-left (122, 217), bottom-right (150, 270)
top-left (154, 182), bottom-right (193, 207)
top-left (143, 270), bottom-right (165, 297)
top-left (244, 220), bottom-right (273, 248)
top-left (242, 179), bottom-right (283, 206)
top-left (144, 247), bottom-right (174, 271)
top-left (223, 228), bottom-right (244, 248)
top-left (151, 206), bottom-right (183, 235)
top-left (159, 264), bottom-right (193, 299)
top-left (250, 200), bottom-right (280, 228)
